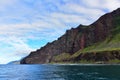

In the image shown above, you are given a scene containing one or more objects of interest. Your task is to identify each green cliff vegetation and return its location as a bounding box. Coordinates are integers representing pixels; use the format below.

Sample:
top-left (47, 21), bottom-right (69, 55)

top-left (51, 16), bottom-right (120, 64)
top-left (20, 8), bottom-right (120, 64)
top-left (78, 16), bottom-right (120, 53)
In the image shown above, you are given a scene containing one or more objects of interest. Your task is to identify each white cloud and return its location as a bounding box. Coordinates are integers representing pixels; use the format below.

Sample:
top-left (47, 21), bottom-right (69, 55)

top-left (50, 12), bottom-right (90, 25)
top-left (0, 36), bottom-right (34, 64)
top-left (0, 0), bottom-right (120, 64)
top-left (57, 3), bottom-right (107, 25)
top-left (104, 0), bottom-right (120, 11)
top-left (0, 0), bottom-right (17, 10)
top-left (81, 0), bottom-right (120, 11)
top-left (0, 36), bottom-right (34, 54)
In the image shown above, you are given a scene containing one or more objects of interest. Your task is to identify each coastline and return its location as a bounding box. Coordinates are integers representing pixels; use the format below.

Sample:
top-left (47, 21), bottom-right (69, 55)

top-left (39, 63), bottom-right (120, 66)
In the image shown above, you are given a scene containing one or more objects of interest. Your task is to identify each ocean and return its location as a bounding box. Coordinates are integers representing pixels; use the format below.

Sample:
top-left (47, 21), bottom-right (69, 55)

top-left (0, 64), bottom-right (120, 80)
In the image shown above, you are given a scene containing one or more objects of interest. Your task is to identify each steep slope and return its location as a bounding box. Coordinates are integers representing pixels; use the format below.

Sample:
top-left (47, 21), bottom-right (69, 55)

top-left (21, 8), bottom-right (120, 64)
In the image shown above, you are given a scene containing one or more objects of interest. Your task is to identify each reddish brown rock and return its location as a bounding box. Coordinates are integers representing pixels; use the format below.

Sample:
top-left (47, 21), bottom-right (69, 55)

top-left (20, 8), bottom-right (120, 64)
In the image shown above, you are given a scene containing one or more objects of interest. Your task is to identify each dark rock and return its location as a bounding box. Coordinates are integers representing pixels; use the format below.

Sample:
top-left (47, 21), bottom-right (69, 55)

top-left (74, 50), bottom-right (120, 62)
top-left (20, 8), bottom-right (120, 64)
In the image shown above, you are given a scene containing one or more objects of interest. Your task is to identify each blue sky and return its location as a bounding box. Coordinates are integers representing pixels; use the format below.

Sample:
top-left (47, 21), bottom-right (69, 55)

top-left (0, 0), bottom-right (120, 64)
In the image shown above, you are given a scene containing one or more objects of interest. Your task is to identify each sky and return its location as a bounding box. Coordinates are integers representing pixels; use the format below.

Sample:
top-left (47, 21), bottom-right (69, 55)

top-left (0, 0), bottom-right (120, 64)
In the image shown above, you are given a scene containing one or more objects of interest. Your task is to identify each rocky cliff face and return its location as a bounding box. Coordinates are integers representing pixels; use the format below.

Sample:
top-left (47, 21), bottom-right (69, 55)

top-left (21, 8), bottom-right (120, 64)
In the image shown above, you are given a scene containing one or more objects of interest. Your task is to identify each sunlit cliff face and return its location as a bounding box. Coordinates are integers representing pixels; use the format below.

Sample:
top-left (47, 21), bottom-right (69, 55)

top-left (0, 0), bottom-right (120, 64)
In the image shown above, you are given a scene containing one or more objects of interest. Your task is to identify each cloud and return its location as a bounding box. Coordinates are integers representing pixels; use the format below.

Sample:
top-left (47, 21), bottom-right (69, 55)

top-left (0, 0), bottom-right (18, 10)
top-left (0, 37), bottom-right (34, 64)
top-left (0, 0), bottom-right (120, 64)
top-left (81, 0), bottom-right (120, 11)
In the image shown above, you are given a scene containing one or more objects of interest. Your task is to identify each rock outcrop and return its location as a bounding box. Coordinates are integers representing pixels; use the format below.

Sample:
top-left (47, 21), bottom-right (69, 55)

top-left (21, 8), bottom-right (120, 64)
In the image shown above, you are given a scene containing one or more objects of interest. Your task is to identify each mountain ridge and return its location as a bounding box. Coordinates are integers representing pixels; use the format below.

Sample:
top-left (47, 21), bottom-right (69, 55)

top-left (21, 8), bottom-right (120, 64)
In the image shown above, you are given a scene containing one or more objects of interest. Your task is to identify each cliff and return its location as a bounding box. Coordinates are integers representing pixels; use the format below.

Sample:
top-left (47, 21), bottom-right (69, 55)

top-left (21, 8), bottom-right (120, 64)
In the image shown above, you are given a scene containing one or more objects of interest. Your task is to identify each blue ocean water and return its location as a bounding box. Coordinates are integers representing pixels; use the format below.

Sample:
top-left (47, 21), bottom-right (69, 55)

top-left (0, 64), bottom-right (120, 80)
